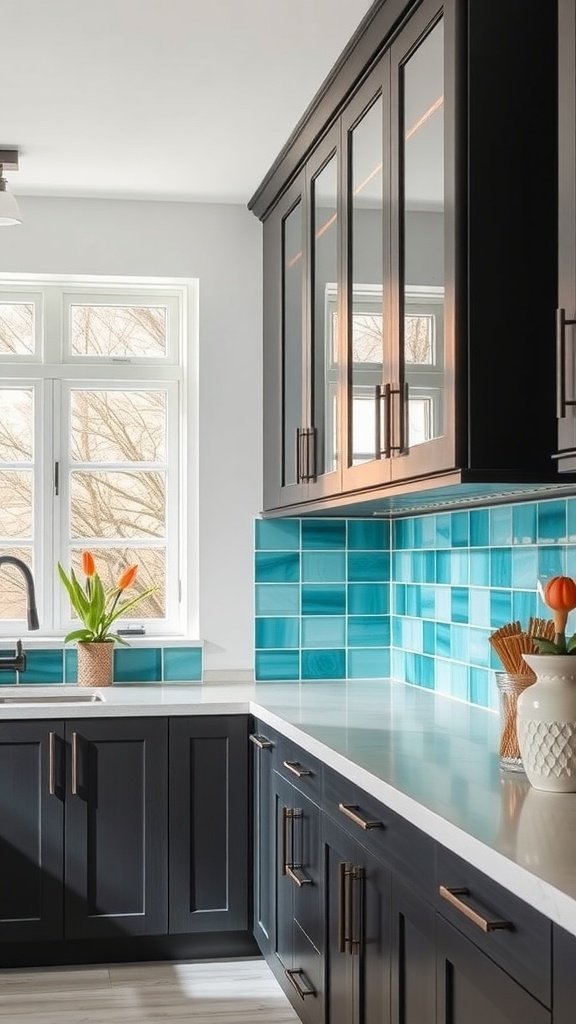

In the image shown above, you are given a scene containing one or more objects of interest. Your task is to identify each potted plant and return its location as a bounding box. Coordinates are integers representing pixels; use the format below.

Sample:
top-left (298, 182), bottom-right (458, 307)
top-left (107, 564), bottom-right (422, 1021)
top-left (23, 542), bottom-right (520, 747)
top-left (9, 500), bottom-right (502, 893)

top-left (518, 575), bottom-right (576, 792)
top-left (58, 551), bottom-right (155, 687)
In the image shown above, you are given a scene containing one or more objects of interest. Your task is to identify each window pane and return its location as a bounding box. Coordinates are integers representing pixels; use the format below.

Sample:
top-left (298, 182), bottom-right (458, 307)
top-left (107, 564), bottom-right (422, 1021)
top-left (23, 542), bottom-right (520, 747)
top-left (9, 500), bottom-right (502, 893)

top-left (405, 314), bottom-right (435, 364)
top-left (0, 303), bottom-right (34, 356)
top-left (70, 470), bottom-right (165, 539)
top-left (71, 390), bottom-right (166, 463)
top-left (0, 472), bottom-right (33, 537)
top-left (0, 389), bottom-right (33, 461)
top-left (352, 313), bottom-right (383, 364)
top-left (70, 305), bottom-right (167, 358)
top-left (70, 546), bottom-right (165, 619)
top-left (0, 547), bottom-right (32, 620)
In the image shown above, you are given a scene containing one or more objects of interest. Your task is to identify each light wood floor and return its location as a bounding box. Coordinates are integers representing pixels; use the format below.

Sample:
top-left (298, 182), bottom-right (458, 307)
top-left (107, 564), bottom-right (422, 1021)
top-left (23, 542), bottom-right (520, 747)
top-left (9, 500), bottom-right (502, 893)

top-left (0, 957), bottom-right (301, 1023)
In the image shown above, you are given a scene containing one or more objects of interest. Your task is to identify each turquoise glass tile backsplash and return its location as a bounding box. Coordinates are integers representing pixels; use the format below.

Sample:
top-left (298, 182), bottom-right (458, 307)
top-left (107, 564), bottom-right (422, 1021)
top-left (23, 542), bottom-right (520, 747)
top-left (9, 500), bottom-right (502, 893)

top-left (254, 497), bottom-right (576, 708)
top-left (0, 645), bottom-right (203, 685)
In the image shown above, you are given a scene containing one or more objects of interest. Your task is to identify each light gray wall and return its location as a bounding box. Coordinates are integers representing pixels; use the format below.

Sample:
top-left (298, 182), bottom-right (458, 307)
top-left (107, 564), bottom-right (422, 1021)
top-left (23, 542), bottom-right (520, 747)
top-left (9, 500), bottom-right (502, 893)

top-left (0, 196), bottom-right (263, 674)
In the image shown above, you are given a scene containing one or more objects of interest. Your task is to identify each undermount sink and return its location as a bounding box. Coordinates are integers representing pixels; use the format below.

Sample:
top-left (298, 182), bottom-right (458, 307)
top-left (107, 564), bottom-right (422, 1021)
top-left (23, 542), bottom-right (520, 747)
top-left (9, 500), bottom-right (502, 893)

top-left (0, 692), bottom-right (105, 705)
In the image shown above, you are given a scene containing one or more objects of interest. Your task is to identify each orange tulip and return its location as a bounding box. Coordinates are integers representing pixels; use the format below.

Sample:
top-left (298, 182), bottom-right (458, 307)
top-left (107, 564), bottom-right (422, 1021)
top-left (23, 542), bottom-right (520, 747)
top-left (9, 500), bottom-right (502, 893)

top-left (117, 564), bottom-right (138, 591)
top-left (82, 550), bottom-right (96, 577)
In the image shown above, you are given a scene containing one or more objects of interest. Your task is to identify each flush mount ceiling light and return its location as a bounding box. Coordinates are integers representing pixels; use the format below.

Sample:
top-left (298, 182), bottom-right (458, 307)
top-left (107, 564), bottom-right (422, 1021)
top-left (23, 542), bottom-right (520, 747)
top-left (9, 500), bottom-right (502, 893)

top-left (0, 149), bottom-right (22, 226)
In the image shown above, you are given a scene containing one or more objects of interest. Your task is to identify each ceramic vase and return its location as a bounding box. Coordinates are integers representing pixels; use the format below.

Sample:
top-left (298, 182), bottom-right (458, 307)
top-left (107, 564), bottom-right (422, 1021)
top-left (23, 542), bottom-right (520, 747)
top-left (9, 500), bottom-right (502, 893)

top-left (517, 654), bottom-right (576, 792)
top-left (77, 641), bottom-right (114, 688)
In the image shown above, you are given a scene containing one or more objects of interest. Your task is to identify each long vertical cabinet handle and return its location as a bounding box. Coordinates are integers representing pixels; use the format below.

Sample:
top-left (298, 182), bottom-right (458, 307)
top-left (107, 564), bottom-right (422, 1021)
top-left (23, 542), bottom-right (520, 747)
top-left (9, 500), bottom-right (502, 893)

top-left (351, 866), bottom-right (364, 954)
top-left (48, 732), bottom-right (57, 796)
top-left (285, 807), bottom-right (313, 887)
top-left (71, 732), bottom-right (79, 796)
top-left (557, 308), bottom-right (576, 418)
top-left (306, 428), bottom-right (317, 481)
top-left (296, 428), bottom-right (302, 483)
top-left (376, 383), bottom-right (393, 458)
top-left (338, 862), bottom-right (354, 954)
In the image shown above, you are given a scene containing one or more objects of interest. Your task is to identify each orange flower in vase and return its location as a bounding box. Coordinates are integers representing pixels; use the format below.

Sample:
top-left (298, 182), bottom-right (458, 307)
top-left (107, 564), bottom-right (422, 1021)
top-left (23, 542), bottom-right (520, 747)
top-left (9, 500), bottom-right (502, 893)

top-left (533, 575), bottom-right (576, 655)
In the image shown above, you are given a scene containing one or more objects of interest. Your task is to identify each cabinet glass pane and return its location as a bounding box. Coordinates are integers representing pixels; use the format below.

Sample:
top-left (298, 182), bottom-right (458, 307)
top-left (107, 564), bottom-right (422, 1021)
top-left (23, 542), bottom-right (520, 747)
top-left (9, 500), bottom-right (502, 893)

top-left (349, 96), bottom-right (384, 466)
top-left (312, 153), bottom-right (338, 477)
top-left (282, 200), bottom-right (303, 487)
top-left (402, 17), bottom-right (444, 449)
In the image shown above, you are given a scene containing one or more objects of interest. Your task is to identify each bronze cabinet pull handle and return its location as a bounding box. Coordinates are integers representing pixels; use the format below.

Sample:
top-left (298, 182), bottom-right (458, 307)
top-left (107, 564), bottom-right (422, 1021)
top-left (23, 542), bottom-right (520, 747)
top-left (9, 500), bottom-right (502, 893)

top-left (351, 866), bottom-right (363, 954)
top-left (281, 806), bottom-right (291, 876)
top-left (249, 733), bottom-right (274, 750)
top-left (283, 760), bottom-right (312, 778)
top-left (338, 802), bottom-right (383, 831)
top-left (439, 886), bottom-right (513, 933)
top-left (284, 968), bottom-right (315, 999)
top-left (71, 732), bottom-right (79, 796)
top-left (338, 861), bottom-right (354, 954)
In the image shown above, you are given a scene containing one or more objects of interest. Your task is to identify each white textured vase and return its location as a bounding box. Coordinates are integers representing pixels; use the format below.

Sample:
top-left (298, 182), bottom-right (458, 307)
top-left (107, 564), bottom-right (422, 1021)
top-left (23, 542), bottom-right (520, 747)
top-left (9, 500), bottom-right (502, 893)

top-left (517, 654), bottom-right (576, 793)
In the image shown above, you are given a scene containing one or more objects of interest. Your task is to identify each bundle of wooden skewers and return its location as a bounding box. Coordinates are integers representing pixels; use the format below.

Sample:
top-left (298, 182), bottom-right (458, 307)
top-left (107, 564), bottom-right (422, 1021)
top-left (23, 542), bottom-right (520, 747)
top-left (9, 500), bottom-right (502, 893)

top-left (489, 617), bottom-right (556, 763)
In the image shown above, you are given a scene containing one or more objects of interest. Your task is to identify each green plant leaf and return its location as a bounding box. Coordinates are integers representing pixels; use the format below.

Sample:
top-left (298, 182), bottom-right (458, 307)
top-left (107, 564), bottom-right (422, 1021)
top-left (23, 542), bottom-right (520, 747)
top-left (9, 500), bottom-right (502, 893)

top-left (103, 586), bottom-right (157, 630)
top-left (532, 637), bottom-right (563, 655)
top-left (63, 628), bottom-right (95, 643)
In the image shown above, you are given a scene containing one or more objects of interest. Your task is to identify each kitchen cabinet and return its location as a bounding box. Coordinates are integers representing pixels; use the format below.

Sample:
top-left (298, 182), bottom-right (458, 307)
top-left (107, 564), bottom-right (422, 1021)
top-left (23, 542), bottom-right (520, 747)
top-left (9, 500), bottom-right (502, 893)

top-left (558, 0), bottom-right (576, 470)
top-left (0, 713), bottom-right (251, 963)
top-left (390, 877), bottom-right (436, 1024)
top-left (252, 0), bottom-right (561, 516)
top-left (250, 722), bottom-right (277, 958)
top-left (553, 924), bottom-right (576, 1024)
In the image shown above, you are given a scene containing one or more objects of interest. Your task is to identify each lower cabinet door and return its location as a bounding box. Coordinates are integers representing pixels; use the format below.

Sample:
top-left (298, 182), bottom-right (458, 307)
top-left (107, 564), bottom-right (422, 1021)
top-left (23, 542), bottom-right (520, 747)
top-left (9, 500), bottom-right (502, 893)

top-left (553, 923), bottom-right (576, 1024)
top-left (324, 816), bottom-right (391, 1024)
top-left (64, 717), bottom-right (168, 940)
top-left (0, 721), bottom-right (65, 942)
top-left (168, 715), bottom-right (249, 934)
top-left (390, 877), bottom-right (436, 1024)
top-left (437, 916), bottom-right (551, 1024)
top-left (251, 722), bottom-right (276, 957)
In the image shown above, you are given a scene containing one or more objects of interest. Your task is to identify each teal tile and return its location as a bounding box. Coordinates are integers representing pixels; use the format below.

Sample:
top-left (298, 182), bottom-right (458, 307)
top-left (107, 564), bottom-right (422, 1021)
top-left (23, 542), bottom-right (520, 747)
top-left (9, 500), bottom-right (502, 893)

top-left (255, 519), bottom-right (300, 550)
top-left (469, 549), bottom-right (489, 587)
top-left (348, 552), bottom-right (390, 582)
top-left (468, 628), bottom-right (490, 668)
top-left (255, 551), bottom-right (299, 583)
top-left (511, 546), bottom-right (538, 589)
top-left (115, 647), bottom-right (162, 682)
top-left (301, 617), bottom-right (346, 648)
top-left (435, 514), bottom-right (451, 548)
top-left (347, 520), bottom-right (390, 550)
top-left (490, 548), bottom-right (512, 588)
top-left (489, 506), bottom-right (512, 545)
top-left (423, 621), bottom-right (435, 655)
top-left (470, 509), bottom-right (489, 547)
top-left (394, 583), bottom-right (406, 615)
top-left (391, 648), bottom-right (406, 679)
top-left (469, 588), bottom-right (491, 628)
top-left (490, 590), bottom-right (512, 628)
top-left (414, 516), bottom-right (436, 548)
top-left (423, 551), bottom-right (436, 582)
top-left (470, 667), bottom-right (490, 708)
top-left (302, 519), bottom-right (346, 550)
top-left (393, 550), bottom-right (413, 582)
top-left (451, 550), bottom-right (469, 585)
top-left (436, 551), bottom-right (451, 584)
top-left (348, 583), bottom-right (389, 615)
top-left (64, 648), bottom-right (77, 683)
top-left (348, 616), bottom-right (390, 647)
top-left (451, 624), bottom-right (469, 661)
top-left (302, 584), bottom-right (346, 615)
top-left (348, 648), bottom-right (390, 678)
top-left (255, 617), bottom-right (299, 649)
top-left (538, 545), bottom-right (565, 580)
top-left (451, 587), bottom-right (468, 624)
top-left (302, 551), bottom-right (346, 583)
top-left (255, 584), bottom-right (300, 616)
top-left (568, 497), bottom-right (576, 542)
top-left (20, 649), bottom-right (63, 684)
top-left (406, 585), bottom-right (421, 617)
top-left (512, 589), bottom-right (537, 625)
top-left (538, 500), bottom-right (567, 543)
top-left (162, 647), bottom-right (202, 682)
top-left (450, 662), bottom-right (469, 701)
top-left (392, 617), bottom-right (403, 646)
top-left (301, 649), bottom-right (346, 679)
top-left (451, 511), bottom-right (469, 548)
top-left (394, 518), bottom-right (414, 550)
top-left (435, 586), bottom-right (451, 621)
top-left (513, 503), bottom-right (537, 544)
top-left (255, 650), bottom-right (299, 681)
top-left (436, 623), bottom-right (451, 657)
top-left (420, 585), bottom-right (435, 618)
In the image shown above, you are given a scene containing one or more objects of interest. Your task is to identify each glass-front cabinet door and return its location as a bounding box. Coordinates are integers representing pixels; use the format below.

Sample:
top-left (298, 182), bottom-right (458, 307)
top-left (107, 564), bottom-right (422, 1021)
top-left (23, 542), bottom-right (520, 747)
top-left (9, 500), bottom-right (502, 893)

top-left (389, 0), bottom-right (455, 482)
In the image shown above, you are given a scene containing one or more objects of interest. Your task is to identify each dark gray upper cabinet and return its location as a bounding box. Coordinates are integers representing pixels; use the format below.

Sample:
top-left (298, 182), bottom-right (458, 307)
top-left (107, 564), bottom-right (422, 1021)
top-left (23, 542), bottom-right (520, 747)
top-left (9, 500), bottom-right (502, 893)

top-left (558, 0), bottom-right (576, 470)
top-left (253, 0), bottom-right (565, 516)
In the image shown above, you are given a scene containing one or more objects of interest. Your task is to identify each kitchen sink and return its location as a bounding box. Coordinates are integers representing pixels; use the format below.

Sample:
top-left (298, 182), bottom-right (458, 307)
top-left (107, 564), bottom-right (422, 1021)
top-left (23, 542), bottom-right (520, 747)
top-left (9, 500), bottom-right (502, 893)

top-left (0, 692), bottom-right (105, 705)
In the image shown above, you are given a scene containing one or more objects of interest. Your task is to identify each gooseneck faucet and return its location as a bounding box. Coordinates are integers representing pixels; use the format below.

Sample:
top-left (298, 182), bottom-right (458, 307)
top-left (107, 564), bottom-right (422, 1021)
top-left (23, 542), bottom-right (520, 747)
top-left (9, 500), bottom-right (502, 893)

top-left (0, 556), bottom-right (39, 674)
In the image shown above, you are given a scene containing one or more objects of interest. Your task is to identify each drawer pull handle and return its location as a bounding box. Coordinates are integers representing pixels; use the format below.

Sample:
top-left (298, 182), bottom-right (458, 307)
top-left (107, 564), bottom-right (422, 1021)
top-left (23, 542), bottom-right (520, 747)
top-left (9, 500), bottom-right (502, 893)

top-left (286, 865), bottom-right (313, 888)
top-left (439, 886), bottom-right (513, 933)
top-left (338, 802), bottom-right (383, 831)
top-left (48, 731), bottom-right (57, 796)
top-left (71, 732), bottom-right (79, 796)
top-left (249, 733), bottom-right (274, 750)
top-left (283, 760), bottom-right (312, 778)
top-left (285, 968), bottom-right (315, 999)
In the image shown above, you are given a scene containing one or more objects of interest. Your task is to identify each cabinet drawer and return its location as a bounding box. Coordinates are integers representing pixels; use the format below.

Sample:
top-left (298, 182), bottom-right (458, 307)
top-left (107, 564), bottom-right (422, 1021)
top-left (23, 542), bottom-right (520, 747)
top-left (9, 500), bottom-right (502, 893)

top-left (274, 735), bottom-right (322, 804)
top-left (323, 767), bottom-right (435, 901)
top-left (435, 845), bottom-right (551, 1007)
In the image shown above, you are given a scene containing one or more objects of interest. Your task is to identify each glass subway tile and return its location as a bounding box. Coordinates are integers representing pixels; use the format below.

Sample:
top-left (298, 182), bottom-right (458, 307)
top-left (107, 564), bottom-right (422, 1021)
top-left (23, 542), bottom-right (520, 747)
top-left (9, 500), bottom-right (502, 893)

top-left (469, 549), bottom-right (490, 587)
top-left (435, 585), bottom-right (451, 622)
top-left (301, 584), bottom-right (346, 616)
top-left (450, 663), bottom-right (469, 701)
top-left (511, 546), bottom-right (539, 590)
top-left (451, 550), bottom-right (469, 585)
top-left (302, 519), bottom-right (346, 550)
top-left (255, 617), bottom-right (299, 649)
top-left (538, 499), bottom-right (567, 543)
top-left (420, 585), bottom-right (435, 619)
top-left (301, 649), bottom-right (346, 680)
top-left (470, 509), bottom-right (489, 547)
top-left (469, 588), bottom-right (491, 628)
top-left (436, 551), bottom-right (451, 584)
top-left (348, 583), bottom-right (389, 615)
top-left (64, 648), bottom-right (77, 684)
top-left (255, 584), bottom-right (300, 616)
top-left (451, 624), bottom-right (469, 662)
top-left (255, 519), bottom-right (300, 550)
top-left (394, 518), bottom-right (414, 550)
top-left (538, 545), bottom-right (565, 581)
top-left (393, 584), bottom-right (406, 616)
top-left (348, 551), bottom-right (390, 582)
top-left (391, 648), bottom-right (406, 680)
top-left (301, 616), bottom-right (346, 649)
top-left (451, 587), bottom-right (468, 624)
top-left (423, 551), bottom-right (436, 582)
top-left (20, 649), bottom-right (63, 684)
top-left (423, 620), bottom-right (435, 655)
top-left (512, 589), bottom-right (537, 625)
top-left (490, 590), bottom-right (512, 628)
top-left (567, 497), bottom-right (576, 542)
top-left (489, 506), bottom-right (512, 546)
top-left (513, 502), bottom-right (537, 544)
top-left (255, 651), bottom-right (299, 681)
top-left (435, 514), bottom-right (451, 548)
top-left (115, 647), bottom-right (162, 682)
top-left (348, 648), bottom-right (390, 679)
top-left (451, 511), bottom-right (469, 548)
top-left (490, 548), bottom-right (512, 588)
top-left (302, 551), bottom-right (346, 583)
top-left (435, 622), bottom-right (451, 658)
top-left (348, 615), bottom-right (390, 647)
top-left (470, 667), bottom-right (490, 708)
top-left (347, 519), bottom-right (389, 550)
top-left (162, 647), bottom-right (202, 682)
top-left (255, 551), bottom-right (299, 583)
top-left (468, 628), bottom-right (490, 668)
top-left (406, 585), bottom-right (421, 617)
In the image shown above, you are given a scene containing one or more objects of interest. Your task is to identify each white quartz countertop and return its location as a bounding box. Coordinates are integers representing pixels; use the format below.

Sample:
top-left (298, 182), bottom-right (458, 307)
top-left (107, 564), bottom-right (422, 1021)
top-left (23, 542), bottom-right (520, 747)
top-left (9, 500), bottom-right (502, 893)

top-left (2, 678), bottom-right (576, 937)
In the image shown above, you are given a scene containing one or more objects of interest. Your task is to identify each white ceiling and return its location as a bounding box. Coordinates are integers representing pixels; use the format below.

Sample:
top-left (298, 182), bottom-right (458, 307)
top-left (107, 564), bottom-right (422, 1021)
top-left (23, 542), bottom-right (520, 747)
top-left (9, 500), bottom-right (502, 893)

top-left (2, 0), bottom-right (375, 204)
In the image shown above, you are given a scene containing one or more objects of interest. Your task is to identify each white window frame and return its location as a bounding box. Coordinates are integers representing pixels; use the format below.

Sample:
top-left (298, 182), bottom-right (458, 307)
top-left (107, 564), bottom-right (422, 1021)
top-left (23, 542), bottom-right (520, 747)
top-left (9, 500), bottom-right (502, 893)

top-left (0, 273), bottom-right (198, 641)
